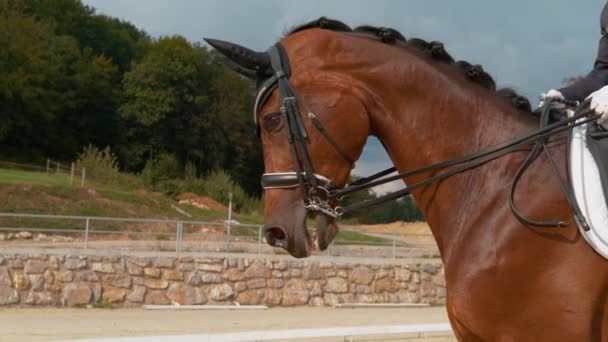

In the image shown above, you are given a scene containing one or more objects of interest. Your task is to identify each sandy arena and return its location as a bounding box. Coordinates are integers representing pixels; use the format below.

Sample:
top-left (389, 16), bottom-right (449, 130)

top-left (0, 306), bottom-right (454, 341)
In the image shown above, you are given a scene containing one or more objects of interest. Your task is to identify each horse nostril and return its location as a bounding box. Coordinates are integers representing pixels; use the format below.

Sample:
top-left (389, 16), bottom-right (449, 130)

top-left (265, 227), bottom-right (287, 247)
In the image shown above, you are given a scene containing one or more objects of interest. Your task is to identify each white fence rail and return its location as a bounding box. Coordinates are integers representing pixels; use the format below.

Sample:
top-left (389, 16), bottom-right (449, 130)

top-left (0, 212), bottom-right (438, 258)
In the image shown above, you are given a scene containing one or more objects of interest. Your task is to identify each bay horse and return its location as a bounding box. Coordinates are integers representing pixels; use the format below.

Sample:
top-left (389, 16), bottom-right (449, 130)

top-left (206, 19), bottom-right (608, 340)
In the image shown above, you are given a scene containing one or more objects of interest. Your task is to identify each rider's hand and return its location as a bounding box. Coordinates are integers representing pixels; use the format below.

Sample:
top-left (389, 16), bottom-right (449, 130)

top-left (587, 85), bottom-right (608, 130)
top-left (538, 89), bottom-right (564, 108)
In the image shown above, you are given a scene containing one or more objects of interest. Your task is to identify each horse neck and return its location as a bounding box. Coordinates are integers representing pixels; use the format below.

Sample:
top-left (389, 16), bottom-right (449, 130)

top-left (358, 52), bottom-right (536, 259)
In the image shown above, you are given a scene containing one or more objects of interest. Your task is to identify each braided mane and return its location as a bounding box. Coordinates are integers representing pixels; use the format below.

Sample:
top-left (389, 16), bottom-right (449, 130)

top-left (287, 17), bottom-right (532, 114)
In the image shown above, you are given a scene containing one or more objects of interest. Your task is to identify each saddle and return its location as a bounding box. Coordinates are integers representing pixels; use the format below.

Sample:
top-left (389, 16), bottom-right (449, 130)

top-left (584, 125), bottom-right (608, 204)
top-left (568, 110), bottom-right (608, 259)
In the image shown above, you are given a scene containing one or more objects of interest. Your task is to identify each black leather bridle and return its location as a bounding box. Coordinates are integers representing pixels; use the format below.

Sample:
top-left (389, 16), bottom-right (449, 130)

top-left (257, 43), bottom-right (355, 219)
top-left (257, 42), bottom-right (599, 228)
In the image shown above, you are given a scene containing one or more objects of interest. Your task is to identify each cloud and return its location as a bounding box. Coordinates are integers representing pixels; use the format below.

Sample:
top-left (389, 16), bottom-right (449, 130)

top-left (83, 0), bottom-right (607, 183)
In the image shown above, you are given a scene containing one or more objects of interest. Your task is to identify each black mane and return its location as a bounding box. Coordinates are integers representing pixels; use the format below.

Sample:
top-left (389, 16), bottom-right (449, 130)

top-left (286, 17), bottom-right (532, 114)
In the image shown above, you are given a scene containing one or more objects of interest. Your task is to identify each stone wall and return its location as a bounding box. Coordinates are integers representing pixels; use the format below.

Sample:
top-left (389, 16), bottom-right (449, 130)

top-left (0, 253), bottom-right (445, 307)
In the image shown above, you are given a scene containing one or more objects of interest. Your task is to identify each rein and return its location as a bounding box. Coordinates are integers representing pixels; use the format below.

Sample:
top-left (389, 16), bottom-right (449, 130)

top-left (256, 42), bottom-right (599, 227)
top-left (338, 100), bottom-right (596, 229)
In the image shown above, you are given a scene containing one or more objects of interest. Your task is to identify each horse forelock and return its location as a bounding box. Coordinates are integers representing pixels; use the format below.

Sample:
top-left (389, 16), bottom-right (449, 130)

top-left (282, 17), bottom-right (532, 116)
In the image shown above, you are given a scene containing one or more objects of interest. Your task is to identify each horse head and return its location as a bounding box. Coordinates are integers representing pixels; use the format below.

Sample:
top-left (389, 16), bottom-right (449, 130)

top-left (206, 33), bottom-right (371, 258)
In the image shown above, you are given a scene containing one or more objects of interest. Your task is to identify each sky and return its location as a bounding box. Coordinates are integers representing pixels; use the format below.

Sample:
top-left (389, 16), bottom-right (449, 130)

top-left (83, 0), bottom-right (605, 193)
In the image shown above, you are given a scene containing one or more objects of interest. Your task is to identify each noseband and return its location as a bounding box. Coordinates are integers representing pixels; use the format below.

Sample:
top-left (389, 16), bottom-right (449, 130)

top-left (256, 43), bottom-right (355, 219)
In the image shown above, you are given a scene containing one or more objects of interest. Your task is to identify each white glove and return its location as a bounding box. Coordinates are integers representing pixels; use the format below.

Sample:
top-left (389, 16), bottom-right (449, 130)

top-left (587, 85), bottom-right (608, 130)
top-left (538, 89), bottom-right (564, 108)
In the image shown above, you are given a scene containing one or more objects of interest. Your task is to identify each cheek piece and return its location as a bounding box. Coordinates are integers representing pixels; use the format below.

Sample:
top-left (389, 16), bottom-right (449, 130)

top-left (256, 43), bottom-right (355, 219)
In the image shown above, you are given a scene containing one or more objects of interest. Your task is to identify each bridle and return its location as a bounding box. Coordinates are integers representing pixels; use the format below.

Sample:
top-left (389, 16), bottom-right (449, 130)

top-left (256, 43), bottom-right (355, 219)
top-left (256, 42), bottom-right (600, 229)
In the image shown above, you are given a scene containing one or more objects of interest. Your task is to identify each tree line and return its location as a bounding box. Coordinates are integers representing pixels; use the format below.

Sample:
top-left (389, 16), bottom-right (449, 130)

top-left (0, 0), bottom-right (423, 223)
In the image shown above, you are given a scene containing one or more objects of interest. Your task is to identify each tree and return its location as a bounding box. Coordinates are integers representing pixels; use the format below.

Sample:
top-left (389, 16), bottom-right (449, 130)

top-left (120, 36), bottom-right (216, 170)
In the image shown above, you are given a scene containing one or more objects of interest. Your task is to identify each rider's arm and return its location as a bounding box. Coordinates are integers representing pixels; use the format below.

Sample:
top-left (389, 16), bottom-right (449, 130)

top-left (560, 3), bottom-right (608, 101)
top-left (560, 32), bottom-right (608, 102)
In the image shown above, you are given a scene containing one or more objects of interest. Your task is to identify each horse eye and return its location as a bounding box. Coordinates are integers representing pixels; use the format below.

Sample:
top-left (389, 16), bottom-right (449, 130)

top-left (263, 112), bottom-right (282, 132)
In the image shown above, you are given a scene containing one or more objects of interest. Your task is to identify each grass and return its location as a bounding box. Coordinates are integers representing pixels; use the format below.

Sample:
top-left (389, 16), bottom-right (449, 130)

top-left (335, 230), bottom-right (389, 244)
top-left (0, 168), bottom-right (384, 244)
top-left (0, 169), bottom-right (72, 186)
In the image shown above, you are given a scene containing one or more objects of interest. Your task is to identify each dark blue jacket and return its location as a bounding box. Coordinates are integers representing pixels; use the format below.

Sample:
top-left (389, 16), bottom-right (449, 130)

top-left (560, 2), bottom-right (608, 101)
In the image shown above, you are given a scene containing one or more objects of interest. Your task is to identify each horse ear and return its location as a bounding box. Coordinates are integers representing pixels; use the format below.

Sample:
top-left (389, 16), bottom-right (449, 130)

top-left (204, 38), bottom-right (271, 79)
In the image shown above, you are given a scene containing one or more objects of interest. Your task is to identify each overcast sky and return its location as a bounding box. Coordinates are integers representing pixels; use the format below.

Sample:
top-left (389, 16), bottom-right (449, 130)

top-left (83, 0), bottom-right (605, 193)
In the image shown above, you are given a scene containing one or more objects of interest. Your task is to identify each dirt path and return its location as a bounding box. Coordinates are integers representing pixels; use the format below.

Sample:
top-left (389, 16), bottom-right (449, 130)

top-left (0, 306), bottom-right (454, 341)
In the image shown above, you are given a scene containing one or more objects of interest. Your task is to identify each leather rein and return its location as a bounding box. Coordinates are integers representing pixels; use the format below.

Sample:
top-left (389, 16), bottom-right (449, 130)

top-left (257, 42), bottom-right (599, 228)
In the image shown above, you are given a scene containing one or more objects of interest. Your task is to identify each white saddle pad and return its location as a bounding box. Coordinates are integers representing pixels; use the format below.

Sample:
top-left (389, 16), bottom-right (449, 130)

top-left (569, 111), bottom-right (608, 259)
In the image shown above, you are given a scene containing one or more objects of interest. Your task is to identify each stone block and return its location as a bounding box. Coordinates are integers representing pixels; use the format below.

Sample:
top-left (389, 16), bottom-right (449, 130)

top-left (186, 272), bottom-right (202, 286)
top-left (102, 287), bottom-right (126, 303)
top-left (282, 279), bottom-right (309, 305)
top-left (129, 257), bottom-right (152, 267)
top-left (234, 282), bottom-right (247, 292)
top-left (126, 285), bottom-right (147, 303)
top-left (324, 278), bottom-right (348, 294)
top-left (62, 284), bottom-right (92, 306)
top-left (0, 286), bottom-right (19, 305)
top-left (209, 284), bottom-right (234, 301)
top-left (126, 263), bottom-right (143, 276)
top-left (65, 258), bottom-right (87, 270)
top-left (395, 268), bottom-right (412, 282)
top-left (91, 263), bottom-right (115, 274)
top-left (374, 278), bottom-right (401, 293)
top-left (78, 271), bottom-right (99, 282)
top-left (143, 268), bottom-right (161, 278)
top-left (201, 273), bottom-right (222, 284)
top-left (349, 267), bottom-right (374, 285)
top-left (223, 268), bottom-right (245, 281)
top-left (0, 267), bottom-right (12, 287)
top-left (303, 263), bottom-right (323, 280)
top-left (244, 261), bottom-right (271, 279)
top-left (196, 263), bottom-right (223, 273)
top-left (25, 291), bottom-right (55, 305)
top-left (145, 291), bottom-right (170, 305)
top-left (162, 270), bottom-right (183, 281)
top-left (236, 289), bottom-right (263, 305)
top-left (153, 257), bottom-right (175, 268)
top-left (110, 274), bottom-right (132, 289)
top-left (167, 283), bottom-right (206, 305)
top-left (247, 279), bottom-right (266, 289)
top-left (12, 270), bottom-right (29, 290)
top-left (25, 260), bottom-right (48, 274)
top-left (144, 279), bottom-right (168, 290)
top-left (177, 263), bottom-right (194, 272)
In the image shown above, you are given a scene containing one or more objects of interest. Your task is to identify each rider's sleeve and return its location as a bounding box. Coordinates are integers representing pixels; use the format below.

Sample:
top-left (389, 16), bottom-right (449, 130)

top-left (560, 35), bottom-right (608, 101)
top-left (560, 2), bottom-right (608, 101)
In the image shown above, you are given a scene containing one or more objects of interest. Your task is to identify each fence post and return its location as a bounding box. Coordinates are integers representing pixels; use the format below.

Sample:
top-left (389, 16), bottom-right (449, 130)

top-left (70, 163), bottom-right (75, 186)
top-left (225, 192), bottom-right (233, 252)
top-left (46, 159), bottom-right (50, 174)
top-left (257, 225), bottom-right (263, 255)
top-left (81, 168), bottom-right (86, 187)
top-left (392, 239), bottom-right (397, 258)
top-left (176, 222), bottom-right (182, 253)
top-left (84, 218), bottom-right (90, 249)
top-left (56, 162), bottom-right (60, 173)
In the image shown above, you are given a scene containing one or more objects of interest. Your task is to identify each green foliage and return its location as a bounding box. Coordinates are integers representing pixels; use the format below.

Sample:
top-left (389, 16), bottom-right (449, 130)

top-left (75, 145), bottom-right (119, 183)
top-left (340, 176), bottom-right (425, 224)
top-left (75, 145), bottom-right (140, 188)
top-left (189, 169), bottom-right (263, 215)
top-left (1, 0), bottom-right (263, 211)
top-left (141, 153), bottom-right (181, 186)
